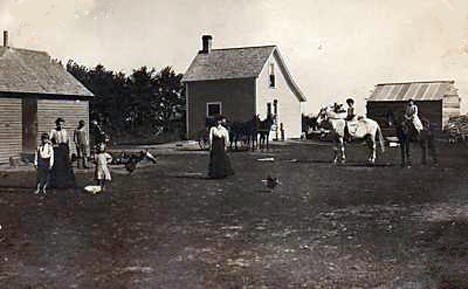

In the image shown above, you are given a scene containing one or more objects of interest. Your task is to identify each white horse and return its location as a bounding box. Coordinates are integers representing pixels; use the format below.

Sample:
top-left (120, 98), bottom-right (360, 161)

top-left (316, 106), bottom-right (385, 164)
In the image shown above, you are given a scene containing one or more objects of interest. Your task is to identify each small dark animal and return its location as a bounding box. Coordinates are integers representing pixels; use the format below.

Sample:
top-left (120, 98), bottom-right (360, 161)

top-left (125, 156), bottom-right (139, 174)
top-left (261, 175), bottom-right (281, 190)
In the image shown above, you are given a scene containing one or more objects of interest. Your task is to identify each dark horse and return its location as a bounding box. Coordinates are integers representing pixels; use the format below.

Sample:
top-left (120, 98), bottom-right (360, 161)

top-left (228, 115), bottom-right (258, 151)
top-left (387, 111), bottom-right (438, 167)
top-left (257, 114), bottom-right (276, 150)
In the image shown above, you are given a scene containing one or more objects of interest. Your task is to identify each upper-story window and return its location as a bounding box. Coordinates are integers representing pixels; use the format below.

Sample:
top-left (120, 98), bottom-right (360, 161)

top-left (269, 63), bottom-right (275, 88)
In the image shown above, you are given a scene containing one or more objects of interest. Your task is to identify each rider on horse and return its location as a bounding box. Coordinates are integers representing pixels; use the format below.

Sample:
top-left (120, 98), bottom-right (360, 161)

top-left (404, 99), bottom-right (423, 135)
top-left (344, 98), bottom-right (359, 142)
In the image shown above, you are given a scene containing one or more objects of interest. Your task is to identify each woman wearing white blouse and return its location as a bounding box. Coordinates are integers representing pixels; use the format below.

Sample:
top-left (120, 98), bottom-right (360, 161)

top-left (208, 116), bottom-right (234, 179)
top-left (49, 118), bottom-right (76, 189)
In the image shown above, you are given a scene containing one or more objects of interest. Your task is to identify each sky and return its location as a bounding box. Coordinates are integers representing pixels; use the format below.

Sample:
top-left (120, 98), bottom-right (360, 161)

top-left (1, 0), bottom-right (468, 114)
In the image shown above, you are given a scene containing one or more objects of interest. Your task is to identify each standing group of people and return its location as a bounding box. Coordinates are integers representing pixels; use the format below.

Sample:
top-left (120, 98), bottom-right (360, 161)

top-left (33, 118), bottom-right (112, 197)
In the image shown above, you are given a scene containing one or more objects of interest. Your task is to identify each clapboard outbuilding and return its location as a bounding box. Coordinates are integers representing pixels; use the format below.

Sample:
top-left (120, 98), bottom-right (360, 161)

top-left (0, 32), bottom-right (93, 163)
top-left (182, 35), bottom-right (306, 139)
top-left (366, 80), bottom-right (460, 134)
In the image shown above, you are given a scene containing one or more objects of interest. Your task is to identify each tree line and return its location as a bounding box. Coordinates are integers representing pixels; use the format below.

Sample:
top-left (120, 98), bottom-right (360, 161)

top-left (66, 61), bottom-right (186, 143)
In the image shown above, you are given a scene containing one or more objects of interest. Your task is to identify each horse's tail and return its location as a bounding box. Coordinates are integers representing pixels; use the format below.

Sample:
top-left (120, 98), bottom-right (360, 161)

top-left (377, 124), bottom-right (385, 153)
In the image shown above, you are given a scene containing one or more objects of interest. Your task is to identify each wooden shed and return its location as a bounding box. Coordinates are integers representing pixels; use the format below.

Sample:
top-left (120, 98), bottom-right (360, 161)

top-left (0, 35), bottom-right (93, 164)
top-left (366, 80), bottom-right (460, 135)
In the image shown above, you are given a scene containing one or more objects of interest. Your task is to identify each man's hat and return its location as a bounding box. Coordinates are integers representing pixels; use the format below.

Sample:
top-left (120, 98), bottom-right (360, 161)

top-left (41, 132), bottom-right (49, 139)
top-left (346, 98), bottom-right (355, 104)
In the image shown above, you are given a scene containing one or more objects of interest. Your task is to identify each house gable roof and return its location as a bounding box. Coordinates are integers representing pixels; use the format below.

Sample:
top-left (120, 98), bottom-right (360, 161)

top-left (182, 45), bottom-right (306, 102)
top-left (368, 80), bottom-right (457, 102)
top-left (0, 47), bottom-right (93, 97)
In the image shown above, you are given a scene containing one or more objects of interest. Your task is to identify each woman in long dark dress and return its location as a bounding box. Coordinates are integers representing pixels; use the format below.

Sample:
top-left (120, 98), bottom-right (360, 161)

top-left (208, 117), bottom-right (234, 179)
top-left (49, 118), bottom-right (77, 189)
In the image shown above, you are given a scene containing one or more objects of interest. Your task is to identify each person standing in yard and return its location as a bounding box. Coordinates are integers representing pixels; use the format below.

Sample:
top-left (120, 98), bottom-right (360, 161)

top-left (74, 120), bottom-right (90, 169)
top-left (49, 118), bottom-right (76, 189)
top-left (33, 133), bottom-right (54, 196)
top-left (208, 116), bottom-right (234, 179)
top-left (95, 143), bottom-right (112, 191)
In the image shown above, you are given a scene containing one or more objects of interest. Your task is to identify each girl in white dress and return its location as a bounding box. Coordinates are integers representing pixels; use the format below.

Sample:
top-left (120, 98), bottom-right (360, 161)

top-left (95, 143), bottom-right (113, 191)
top-left (405, 99), bottom-right (423, 133)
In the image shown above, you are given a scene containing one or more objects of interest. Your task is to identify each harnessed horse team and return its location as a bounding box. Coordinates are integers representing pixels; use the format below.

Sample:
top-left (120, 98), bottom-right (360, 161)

top-left (203, 113), bottom-right (277, 151)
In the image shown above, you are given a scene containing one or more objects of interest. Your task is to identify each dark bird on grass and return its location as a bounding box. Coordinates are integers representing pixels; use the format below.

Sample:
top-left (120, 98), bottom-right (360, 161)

top-left (125, 155), bottom-right (140, 174)
top-left (261, 175), bottom-right (282, 190)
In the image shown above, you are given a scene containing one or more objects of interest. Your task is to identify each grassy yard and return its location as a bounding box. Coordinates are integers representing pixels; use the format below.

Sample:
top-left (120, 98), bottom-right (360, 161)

top-left (1, 141), bottom-right (468, 288)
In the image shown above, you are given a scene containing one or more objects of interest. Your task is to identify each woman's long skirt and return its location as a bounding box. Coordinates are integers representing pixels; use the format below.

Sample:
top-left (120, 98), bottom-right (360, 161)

top-left (49, 144), bottom-right (77, 189)
top-left (208, 136), bottom-right (234, 179)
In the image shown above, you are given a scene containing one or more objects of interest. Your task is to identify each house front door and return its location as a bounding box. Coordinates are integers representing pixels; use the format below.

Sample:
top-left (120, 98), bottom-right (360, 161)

top-left (22, 98), bottom-right (38, 153)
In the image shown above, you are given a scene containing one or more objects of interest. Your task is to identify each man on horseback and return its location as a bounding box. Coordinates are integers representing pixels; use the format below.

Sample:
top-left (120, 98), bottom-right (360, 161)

top-left (404, 99), bottom-right (423, 135)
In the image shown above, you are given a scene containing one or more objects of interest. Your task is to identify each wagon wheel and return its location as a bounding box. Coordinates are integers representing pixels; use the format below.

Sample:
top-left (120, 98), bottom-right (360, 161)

top-left (198, 137), bottom-right (210, 150)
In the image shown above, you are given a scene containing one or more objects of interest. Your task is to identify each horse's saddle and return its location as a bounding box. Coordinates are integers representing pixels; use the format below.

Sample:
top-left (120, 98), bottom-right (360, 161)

top-left (346, 117), bottom-right (366, 138)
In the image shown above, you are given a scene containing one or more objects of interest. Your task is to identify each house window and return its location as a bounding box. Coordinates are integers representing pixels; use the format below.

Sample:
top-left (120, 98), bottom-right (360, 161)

top-left (273, 99), bottom-right (278, 115)
top-left (207, 102), bottom-right (222, 117)
top-left (269, 63), bottom-right (275, 88)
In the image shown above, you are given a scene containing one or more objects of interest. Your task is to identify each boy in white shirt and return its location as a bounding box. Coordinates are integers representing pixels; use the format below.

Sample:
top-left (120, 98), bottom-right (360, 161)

top-left (34, 133), bottom-right (54, 196)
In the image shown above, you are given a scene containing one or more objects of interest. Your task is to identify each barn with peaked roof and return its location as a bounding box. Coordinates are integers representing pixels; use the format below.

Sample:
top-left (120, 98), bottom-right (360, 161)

top-left (0, 31), bottom-right (93, 163)
top-left (182, 35), bottom-right (306, 140)
top-left (366, 80), bottom-right (460, 134)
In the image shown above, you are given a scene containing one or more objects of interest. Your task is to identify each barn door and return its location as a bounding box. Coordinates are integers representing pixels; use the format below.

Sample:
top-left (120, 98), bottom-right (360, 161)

top-left (22, 98), bottom-right (38, 153)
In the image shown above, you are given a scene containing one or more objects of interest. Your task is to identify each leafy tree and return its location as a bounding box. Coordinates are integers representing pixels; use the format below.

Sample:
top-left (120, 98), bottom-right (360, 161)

top-left (66, 60), bottom-right (186, 141)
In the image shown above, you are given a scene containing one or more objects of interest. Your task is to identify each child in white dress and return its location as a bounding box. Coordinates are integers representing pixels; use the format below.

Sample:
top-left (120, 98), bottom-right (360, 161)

top-left (94, 143), bottom-right (112, 191)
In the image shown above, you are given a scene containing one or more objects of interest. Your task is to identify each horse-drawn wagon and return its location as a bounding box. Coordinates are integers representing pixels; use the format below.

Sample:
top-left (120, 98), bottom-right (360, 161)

top-left (197, 117), bottom-right (216, 150)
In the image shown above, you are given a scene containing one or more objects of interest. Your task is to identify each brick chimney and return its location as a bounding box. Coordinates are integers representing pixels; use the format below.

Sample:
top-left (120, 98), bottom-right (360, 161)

top-left (200, 35), bottom-right (212, 54)
top-left (3, 30), bottom-right (8, 47)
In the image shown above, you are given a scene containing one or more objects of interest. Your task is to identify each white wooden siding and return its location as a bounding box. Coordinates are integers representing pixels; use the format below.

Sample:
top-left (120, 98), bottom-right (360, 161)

top-left (37, 99), bottom-right (89, 155)
top-left (257, 52), bottom-right (302, 139)
top-left (0, 98), bottom-right (22, 163)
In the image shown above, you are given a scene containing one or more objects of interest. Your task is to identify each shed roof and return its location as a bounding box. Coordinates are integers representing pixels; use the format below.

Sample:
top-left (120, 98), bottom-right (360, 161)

top-left (368, 80), bottom-right (457, 102)
top-left (0, 47), bottom-right (93, 97)
top-left (182, 45), bottom-right (306, 101)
